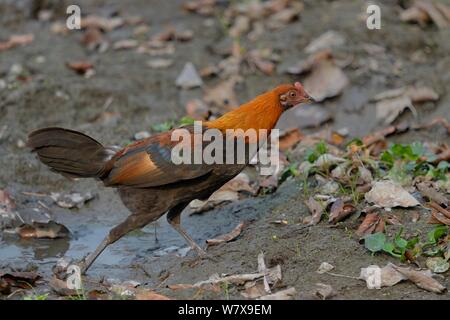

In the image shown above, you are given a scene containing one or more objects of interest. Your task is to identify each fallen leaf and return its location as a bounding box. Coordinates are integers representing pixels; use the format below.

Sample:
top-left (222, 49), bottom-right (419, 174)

top-left (304, 31), bottom-right (345, 54)
top-left (0, 279), bottom-right (10, 295)
top-left (137, 41), bottom-right (175, 55)
top-left (356, 213), bottom-right (385, 237)
top-left (87, 289), bottom-right (109, 300)
top-left (16, 220), bottom-right (70, 239)
top-left (373, 86), bottom-right (438, 124)
top-left (359, 264), bottom-right (406, 289)
top-left (317, 262), bottom-right (335, 274)
top-left (328, 199), bottom-right (356, 224)
top-left (241, 282), bottom-right (267, 299)
top-left (430, 208), bottom-right (450, 226)
top-left (304, 58), bottom-right (349, 102)
top-left (229, 15), bottom-right (250, 38)
top-left (314, 283), bottom-right (336, 300)
top-left (50, 192), bottom-right (95, 209)
top-left (426, 257), bottom-right (449, 273)
top-left (135, 290), bottom-right (171, 300)
top-left (81, 15), bottom-right (124, 32)
top-left (279, 128), bottom-right (303, 151)
top-left (303, 197), bottom-right (324, 225)
top-left (0, 271), bottom-right (41, 289)
top-left (66, 61), bottom-right (94, 75)
top-left (0, 34), bottom-right (34, 52)
top-left (391, 264), bottom-right (446, 294)
top-left (206, 221), bottom-right (247, 246)
top-left (113, 39), bottom-right (138, 50)
top-left (146, 58), bottom-right (173, 69)
top-left (257, 252), bottom-right (282, 294)
top-left (49, 276), bottom-right (77, 296)
top-left (258, 287), bottom-right (296, 300)
top-left (365, 180), bottom-right (420, 209)
top-left (414, 0), bottom-right (450, 29)
top-left (417, 183), bottom-right (449, 206)
top-left (375, 95), bottom-right (414, 125)
top-left (190, 173), bottom-right (256, 214)
top-left (185, 99), bottom-right (210, 120)
top-left (80, 27), bottom-right (103, 49)
top-left (175, 62), bottom-right (203, 89)
top-left (204, 77), bottom-right (239, 111)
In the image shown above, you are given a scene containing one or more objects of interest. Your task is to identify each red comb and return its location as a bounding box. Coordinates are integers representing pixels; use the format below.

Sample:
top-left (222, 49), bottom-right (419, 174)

top-left (294, 82), bottom-right (303, 89)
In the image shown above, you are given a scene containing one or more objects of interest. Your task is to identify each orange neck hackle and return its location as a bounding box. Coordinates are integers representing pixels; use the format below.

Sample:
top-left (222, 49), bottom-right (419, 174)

top-left (206, 84), bottom-right (293, 132)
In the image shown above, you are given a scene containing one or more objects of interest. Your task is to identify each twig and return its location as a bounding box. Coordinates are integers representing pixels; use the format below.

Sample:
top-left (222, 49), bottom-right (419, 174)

top-left (324, 271), bottom-right (359, 280)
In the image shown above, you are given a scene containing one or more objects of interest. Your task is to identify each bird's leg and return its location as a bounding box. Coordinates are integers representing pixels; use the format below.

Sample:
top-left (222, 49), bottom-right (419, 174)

top-left (79, 214), bottom-right (151, 274)
top-left (167, 203), bottom-right (209, 258)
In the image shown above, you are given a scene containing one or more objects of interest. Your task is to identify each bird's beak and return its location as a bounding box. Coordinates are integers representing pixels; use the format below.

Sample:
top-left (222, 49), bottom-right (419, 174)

top-left (304, 94), bottom-right (316, 104)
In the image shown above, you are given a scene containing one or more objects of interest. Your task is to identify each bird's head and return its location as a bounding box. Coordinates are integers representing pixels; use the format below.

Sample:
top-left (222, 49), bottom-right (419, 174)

top-left (275, 82), bottom-right (315, 110)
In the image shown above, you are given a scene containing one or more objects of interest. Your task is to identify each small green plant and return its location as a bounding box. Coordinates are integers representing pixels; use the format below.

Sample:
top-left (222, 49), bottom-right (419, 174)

top-left (305, 141), bottom-right (328, 163)
top-left (380, 142), bottom-right (448, 184)
top-left (151, 116), bottom-right (195, 132)
top-left (23, 293), bottom-right (49, 300)
top-left (364, 225), bottom-right (449, 261)
top-left (220, 282), bottom-right (230, 300)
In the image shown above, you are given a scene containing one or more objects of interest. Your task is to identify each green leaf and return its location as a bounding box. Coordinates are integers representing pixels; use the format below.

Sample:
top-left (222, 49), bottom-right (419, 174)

top-left (382, 242), bottom-right (401, 257)
top-left (315, 141), bottom-right (327, 155)
top-left (364, 232), bottom-right (386, 253)
top-left (178, 116), bottom-right (195, 126)
top-left (426, 225), bottom-right (449, 245)
top-left (345, 138), bottom-right (363, 147)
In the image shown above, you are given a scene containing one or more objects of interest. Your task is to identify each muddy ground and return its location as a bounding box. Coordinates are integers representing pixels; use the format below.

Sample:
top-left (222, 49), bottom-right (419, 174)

top-left (0, 0), bottom-right (449, 299)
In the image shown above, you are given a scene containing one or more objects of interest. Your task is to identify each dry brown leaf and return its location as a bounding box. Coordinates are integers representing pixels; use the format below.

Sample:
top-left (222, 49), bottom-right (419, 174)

top-left (146, 59), bottom-right (173, 69)
top-left (375, 95), bottom-right (414, 125)
top-left (359, 264), bottom-right (406, 288)
top-left (66, 61), bottom-right (94, 75)
top-left (206, 221), bottom-right (247, 246)
top-left (80, 27), bottom-right (103, 49)
top-left (189, 173), bottom-right (255, 214)
top-left (385, 213), bottom-right (402, 226)
top-left (314, 283), bottom-right (336, 300)
top-left (304, 59), bottom-right (349, 102)
top-left (241, 282), bottom-right (267, 299)
top-left (257, 252), bottom-right (282, 294)
top-left (304, 31), bottom-right (345, 54)
top-left (49, 276), bottom-right (77, 296)
top-left (391, 264), bottom-right (446, 294)
top-left (16, 220), bottom-right (70, 239)
top-left (429, 204), bottom-right (450, 226)
top-left (328, 199), bottom-right (356, 224)
top-left (356, 213), bottom-right (384, 237)
top-left (185, 99), bottom-right (210, 120)
top-left (0, 34), bottom-right (34, 52)
top-left (113, 39), bottom-right (138, 50)
top-left (417, 183), bottom-right (449, 206)
top-left (415, 0), bottom-right (450, 28)
top-left (135, 290), bottom-right (171, 300)
top-left (0, 271), bottom-right (41, 289)
top-left (303, 197), bottom-right (324, 225)
top-left (0, 278), bottom-right (10, 295)
top-left (81, 15), bottom-right (124, 32)
top-left (204, 77), bottom-right (239, 111)
top-left (279, 128), bottom-right (303, 151)
top-left (258, 287), bottom-right (296, 300)
top-left (183, 0), bottom-right (216, 16)
top-left (365, 181), bottom-right (420, 208)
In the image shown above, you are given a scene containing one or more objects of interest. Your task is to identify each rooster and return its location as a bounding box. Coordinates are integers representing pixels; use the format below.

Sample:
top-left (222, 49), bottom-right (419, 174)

top-left (27, 82), bottom-right (314, 273)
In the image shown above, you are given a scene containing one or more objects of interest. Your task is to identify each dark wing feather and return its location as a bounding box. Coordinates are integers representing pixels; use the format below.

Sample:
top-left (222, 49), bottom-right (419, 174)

top-left (103, 126), bottom-right (213, 187)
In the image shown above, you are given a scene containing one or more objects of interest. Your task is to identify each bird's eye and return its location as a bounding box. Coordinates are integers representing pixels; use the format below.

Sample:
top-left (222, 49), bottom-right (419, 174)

top-left (289, 91), bottom-right (296, 98)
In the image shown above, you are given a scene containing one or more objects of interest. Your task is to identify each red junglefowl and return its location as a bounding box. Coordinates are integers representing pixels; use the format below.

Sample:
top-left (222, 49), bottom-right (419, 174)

top-left (27, 82), bottom-right (314, 274)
